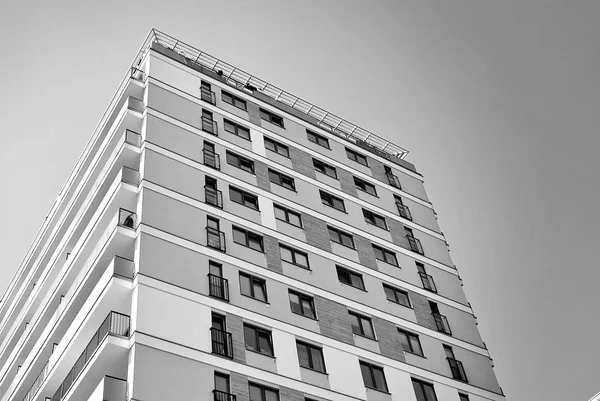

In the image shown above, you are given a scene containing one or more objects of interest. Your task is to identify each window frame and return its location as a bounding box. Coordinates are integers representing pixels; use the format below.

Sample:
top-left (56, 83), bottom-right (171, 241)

top-left (349, 311), bottom-right (375, 339)
top-left (229, 186), bottom-right (259, 210)
top-left (223, 118), bottom-right (251, 140)
top-left (296, 341), bottom-right (326, 373)
top-left (328, 226), bottom-right (355, 249)
top-left (221, 90), bottom-right (248, 111)
top-left (280, 244), bottom-right (310, 269)
top-left (459, 394), bottom-right (470, 401)
top-left (273, 204), bottom-right (303, 228)
top-left (372, 244), bottom-right (399, 266)
top-left (412, 379), bottom-right (438, 401)
top-left (363, 209), bottom-right (388, 230)
top-left (336, 265), bottom-right (366, 290)
top-left (398, 329), bottom-right (424, 356)
top-left (319, 190), bottom-right (346, 212)
top-left (383, 284), bottom-right (411, 307)
top-left (313, 158), bottom-right (338, 179)
top-left (354, 176), bottom-right (377, 196)
top-left (249, 382), bottom-right (279, 401)
top-left (239, 272), bottom-right (268, 302)
top-left (264, 137), bottom-right (290, 157)
top-left (226, 151), bottom-right (255, 173)
top-left (233, 226), bottom-right (264, 252)
top-left (306, 130), bottom-right (330, 149)
top-left (259, 108), bottom-right (285, 127)
top-left (288, 290), bottom-right (317, 319)
top-left (359, 361), bottom-right (389, 393)
top-left (346, 148), bottom-right (369, 166)
top-left (268, 169), bottom-right (296, 191)
top-left (244, 324), bottom-right (274, 356)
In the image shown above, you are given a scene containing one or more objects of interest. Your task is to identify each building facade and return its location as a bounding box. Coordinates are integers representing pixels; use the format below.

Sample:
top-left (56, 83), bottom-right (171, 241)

top-left (0, 30), bottom-right (504, 401)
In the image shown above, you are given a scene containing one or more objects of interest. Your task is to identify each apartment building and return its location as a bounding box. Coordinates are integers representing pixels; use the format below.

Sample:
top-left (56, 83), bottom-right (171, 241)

top-left (0, 29), bottom-right (504, 401)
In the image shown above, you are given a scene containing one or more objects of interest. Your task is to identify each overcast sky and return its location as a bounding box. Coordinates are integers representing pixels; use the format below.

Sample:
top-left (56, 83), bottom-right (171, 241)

top-left (1, 1), bottom-right (599, 400)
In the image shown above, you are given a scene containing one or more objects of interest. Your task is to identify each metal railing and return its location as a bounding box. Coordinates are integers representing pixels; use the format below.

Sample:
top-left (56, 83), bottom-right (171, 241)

top-left (208, 274), bottom-right (229, 302)
top-left (130, 67), bottom-right (145, 82)
top-left (447, 357), bottom-right (468, 382)
top-left (386, 173), bottom-right (402, 189)
top-left (419, 272), bottom-right (437, 293)
top-left (433, 312), bottom-right (452, 335)
top-left (204, 186), bottom-right (223, 209)
top-left (202, 116), bottom-right (218, 136)
top-left (51, 312), bottom-right (130, 401)
top-left (201, 87), bottom-right (216, 105)
top-left (22, 360), bottom-right (49, 401)
top-left (206, 227), bottom-right (226, 252)
top-left (396, 203), bottom-right (412, 221)
top-left (210, 328), bottom-right (233, 359)
top-left (213, 389), bottom-right (237, 401)
top-left (406, 235), bottom-right (424, 255)
top-left (203, 149), bottom-right (220, 170)
top-left (118, 208), bottom-right (137, 229)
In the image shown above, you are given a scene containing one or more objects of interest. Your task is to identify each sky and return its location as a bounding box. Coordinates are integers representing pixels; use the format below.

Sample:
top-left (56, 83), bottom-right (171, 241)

top-left (0, 1), bottom-right (599, 400)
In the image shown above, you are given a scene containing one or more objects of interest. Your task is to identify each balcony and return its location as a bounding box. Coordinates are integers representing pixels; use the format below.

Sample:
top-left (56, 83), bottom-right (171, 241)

top-left (204, 186), bottom-right (223, 209)
top-left (433, 312), bottom-right (452, 335)
top-left (126, 96), bottom-right (145, 114)
top-left (87, 376), bottom-right (127, 401)
top-left (406, 235), bottom-right (424, 255)
top-left (202, 116), bottom-right (218, 136)
top-left (120, 167), bottom-right (140, 186)
top-left (201, 87), bottom-right (216, 105)
top-left (208, 274), bottom-right (229, 302)
top-left (51, 311), bottom-right (130, 401)
top-left (210, 328), bottom-right (233, 359)
top-left (118, 208), bottom-right (137, 229)
top-left (419, 272), bottom-right (437, 293)
top-left (206, 227), bottom-right (226, 252)
top-left (447, 357), bottom-right (468, 382)
top-left (203, 149), bottom-right (221, 170)
top-left (130, 67), bottom-right (145, 82)
top-left (396, 203), bottom-right (412, 221)
top-left (386, 173), bottom-right (401, 189)
top-left (214, 389), bottom-right (237, 401)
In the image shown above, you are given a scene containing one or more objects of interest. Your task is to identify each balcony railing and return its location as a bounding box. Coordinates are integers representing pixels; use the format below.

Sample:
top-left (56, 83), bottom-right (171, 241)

top-left (419, 272), bottom-right (437, 293)
top-left (214, 389), bottom-right (237, 401)
top-left (396, 203), bottom-right (412, 221)
top-left (51, 311), bottom-right (130, 401)
top-left (206, 227), bottom-right (226, 252)
top-left (447, 357), bottom-right (468, 382)
top-left (118, 208), bottom-right (137, 229)
top-left (386, 173), bottom-right (401, 189)
top-left (203, 149), bottom-right (221, 170)
top-left (202, 116), bottom-right (218, 136)
top-left (130, 67), bottom-right (145, 81)
top-left (406, 235), bottom-right (424, 255)
top-left (201, 87), bottom-right (217, 105)
top-left (210, 328), bottom-right (233, 359)
top-left (433, 312), bottom-right (452, 335)
top-left (204, 186), bottom-right (223, 209)
top-left (22, 360), bottom-right (49, 401)
top-left (208, 274), bottom-right (229, 302)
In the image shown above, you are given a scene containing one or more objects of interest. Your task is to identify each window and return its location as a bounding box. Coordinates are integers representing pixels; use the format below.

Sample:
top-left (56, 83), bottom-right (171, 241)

top-left (274, 204), bottom-right (302, 227)
top-left (346, 148), bottom-right (368, 166)
top-left (260, 108), bottom-right (284, 127)
top-left (268, 169), bottom-right (295, 190)
top-left (336, 266), bottom-right (365, 290)
top-left (222, 91), bottom-right (247, 111)
top-left (214, 373), bottom-right (231, 395)
top-left (264, 137), bottom-right (289, 157)
top-left (412, 379), bottom-right (438, 401)
top-left (363, 209), bottom-right (387, 229)
top-left (313, 159), bottom-right (337, 178)
top-left (328, 226), bottom-right (355, 248)
top-left (239, 272), bottom-right (267, 302)
top-left (359, 361), bottom-right (388, 392)
top-left (306, 130), bottom-right (329, 148)
top-left (249, 383), bottom-right (279, 401)
top-left (398, 329), bottom-right (423, 356)
top-left (459, 394), bottom-right (470, 401)
top-left (226, 151), bottom-right (255, 173)
top-left (354, 177), bottom-right (377, 196)
top-left (320, 191), bottom-right (346, 212)
top-left (280, 245), bottom-right (309, 269)
top-left (244, 325), bottom-right (274, 355)
top-left (296, 341), bottom-right (326, 372)
top-left (373, 245), bottom-right (398, 266)
top-left (289, 290), bottom-right (316, 319)
top-left (230, 187), bottom-right (259, 210)
top-left (233, 227), bottom-right (264, 252)
top-left (383, 284), bottom-right (411, 307)
top-left (223, 119), bottom-right (251, 140)
top-left (349, 311), bottom-right (375, 339)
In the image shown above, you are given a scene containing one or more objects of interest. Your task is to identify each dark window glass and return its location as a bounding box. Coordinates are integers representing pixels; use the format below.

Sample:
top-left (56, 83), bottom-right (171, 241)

top-left (289, 291), bottom-right (316, 319)
top-left (372, 245), bottom-right (398, 266)
top-left (398, 329), bottom-right (424, 356)
top-left (306, 130), bottom-right (330, 148)
top-left (264, 137), bottom-right (290, 157)
top-left (260, 108), bottom-right (285, 127)
top-left (222, 91), bottom-right (248, 111)
top-left (328, 226), bottom-right (355, 248)
top-left (280, 245), bottom-right (309, 269)
top-left (313, 159), bottom-right (337, 178)
top-left (230, 187), bottom-right (259, 210)
top-left (354, 176), bottom-right (377, 196)
top-left (244, 325), bottom-right (274, 356)
top-left (459, 394), bottom-right (470, 401)
top-left (336, 266), bottom-right (365, 290)
top-left (320, 191), bottom-right (346, 212)
top-left (273, 204), bottom-right (302, 227)
top-left (363, 209), bottom-right (387, 229)
top-left (359, 362), bottom-right (388, 392)
top-left (223, 119), bottom-right (251, 140)
top-left (233, 227), bottom-right (264, 252)
top-left (269, 169), bottom-right (295, 190)
top-left (239, 272), bottom-right (267, 302)
top-left (249, 383), bottom-right (279, 401)
top-left (412, 379), bottom-right (438, 401)
top-left (296, 341), bottom-right (326, 372)
top-left (226, 151), bottom-right (255, 173)
top-left (349, 311), bottom-right (375, 339)
top-left (346, 148), bottom-right (368, 166)
top-left (383, 284), bottom-right (411, 307)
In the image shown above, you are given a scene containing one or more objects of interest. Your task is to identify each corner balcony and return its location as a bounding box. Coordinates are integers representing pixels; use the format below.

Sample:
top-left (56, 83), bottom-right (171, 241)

top-left (86, 376), bottom-right (127, 401)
